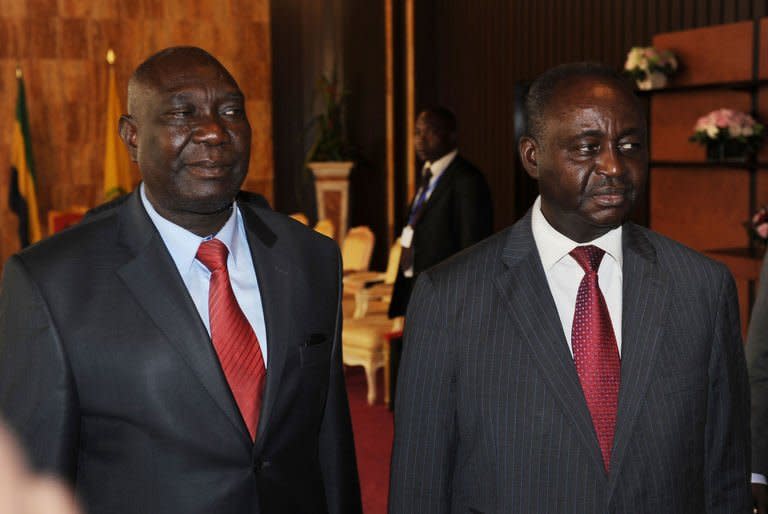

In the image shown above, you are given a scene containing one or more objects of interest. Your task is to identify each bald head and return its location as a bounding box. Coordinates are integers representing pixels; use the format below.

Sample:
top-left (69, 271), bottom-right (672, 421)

top-left (118, 46), bottom-right (251, 236)
top-left (127, 46), bottom-right (239, 115)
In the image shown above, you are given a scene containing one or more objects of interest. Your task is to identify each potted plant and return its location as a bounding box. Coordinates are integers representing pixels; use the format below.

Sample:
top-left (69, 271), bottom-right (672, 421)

top-left (690, 108), bottom-right (765, 162)
top-left (624, 46), bottom-right (678, 90)
top-left (305, 74), bottom-right (354, 241)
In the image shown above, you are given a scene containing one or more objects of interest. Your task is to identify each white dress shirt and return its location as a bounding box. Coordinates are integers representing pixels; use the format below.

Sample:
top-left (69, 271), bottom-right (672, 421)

top-left (419, 148), bottom-right (457, 203)
top-left (402, 149), bottom-right (459, 277)
top-left (530, 196), bottom-right (623, 355)
top-left (140, 184), bottom-right (268, 365)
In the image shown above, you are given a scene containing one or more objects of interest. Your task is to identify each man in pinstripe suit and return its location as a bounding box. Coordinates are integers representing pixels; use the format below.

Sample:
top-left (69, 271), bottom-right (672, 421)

top-left (389, 63), bottom-right (751, 513)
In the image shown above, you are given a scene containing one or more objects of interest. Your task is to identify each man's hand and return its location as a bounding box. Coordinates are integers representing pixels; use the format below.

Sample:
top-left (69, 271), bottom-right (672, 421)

top-left (753, 483), bottom-right (768, 514)
top-left (0, 422), bottom-right (81, 514)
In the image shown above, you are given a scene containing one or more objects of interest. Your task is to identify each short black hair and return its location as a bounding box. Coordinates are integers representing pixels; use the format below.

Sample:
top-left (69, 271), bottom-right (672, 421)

top-left (419, 106), bottom-right (457, 135)
top-left (127, 46), bottom-right (233, 114)
top-left (524, 62), bottom-right (638, 140)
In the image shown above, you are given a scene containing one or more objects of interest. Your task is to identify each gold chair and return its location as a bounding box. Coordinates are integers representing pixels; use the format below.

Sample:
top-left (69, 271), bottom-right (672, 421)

top-left (289, 212), bottom-right (309, 225)
top-left (48, 206), bottom-right (88, 235)
top-left (340, 226), bottom-right (375, 273)
top-left (314, 218), bottom-right (335, 239)
top-left (342, 240), bottom-right (402, 405)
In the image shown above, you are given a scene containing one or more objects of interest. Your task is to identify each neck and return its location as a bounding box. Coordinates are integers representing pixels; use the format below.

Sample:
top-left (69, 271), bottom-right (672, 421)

top-left (149, 198), bottom-right (233, 237)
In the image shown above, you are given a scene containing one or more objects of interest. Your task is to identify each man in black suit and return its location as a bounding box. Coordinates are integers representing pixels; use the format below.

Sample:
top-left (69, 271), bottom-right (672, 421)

top-left (746, 250), bottom-right (768, 513)
top-left (390, 63), bottom-right (751, 512)
top-left (388, 107), bottom-right (493, 318)
top-left (0, 46), bottom-right (361, 514)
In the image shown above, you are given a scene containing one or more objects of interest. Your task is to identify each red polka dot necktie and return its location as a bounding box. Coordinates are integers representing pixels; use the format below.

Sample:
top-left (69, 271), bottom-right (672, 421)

top-left (197, 239), bottom-right (266, 441)
top-left (570, 245), bottom-right (620, 472)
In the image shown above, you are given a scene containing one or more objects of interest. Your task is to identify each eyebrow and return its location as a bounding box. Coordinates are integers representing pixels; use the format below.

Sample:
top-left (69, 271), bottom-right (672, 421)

top-left (572, 127), bottom-right (645, 138)
top-left (163, 90), bottom-right (245, 102)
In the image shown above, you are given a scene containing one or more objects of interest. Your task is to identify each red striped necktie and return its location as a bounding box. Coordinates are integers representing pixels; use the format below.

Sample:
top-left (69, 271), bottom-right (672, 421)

top-left (570, 245), bottom-right (620, 472)
top-left (197, 238), bottom-right (266, 441)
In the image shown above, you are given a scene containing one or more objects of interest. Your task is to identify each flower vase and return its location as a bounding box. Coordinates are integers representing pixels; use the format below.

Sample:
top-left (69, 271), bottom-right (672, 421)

top-left (706, 140), bottom-right (748, 163)
top-left (636, 72), bottom-right (668, 91)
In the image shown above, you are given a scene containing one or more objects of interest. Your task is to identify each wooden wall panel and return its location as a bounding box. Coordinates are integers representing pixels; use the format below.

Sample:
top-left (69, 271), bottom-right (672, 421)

top-left (0, 0), bottom-right (272, 262)
top-left (651, 90), bottom-right (753, 161)
top-left (650, 167), bottom-right (751, 250)
top-left (762, 17), bottom-right (768, 79)
top-left (653, 21), bottom-right (754, 85)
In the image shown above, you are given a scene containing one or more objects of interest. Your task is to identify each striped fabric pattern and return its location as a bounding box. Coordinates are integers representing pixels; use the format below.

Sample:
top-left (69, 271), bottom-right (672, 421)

top-left (197, 238), bottom-right (266, 441)
top-left (389, 212), bottom-right (751, 513)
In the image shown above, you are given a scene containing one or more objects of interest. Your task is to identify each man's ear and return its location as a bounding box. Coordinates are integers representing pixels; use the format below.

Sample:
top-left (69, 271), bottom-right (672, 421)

top-left (118, 115), bottom-right (139, 162)
top-left (518, 136), bottom-right (539, 180)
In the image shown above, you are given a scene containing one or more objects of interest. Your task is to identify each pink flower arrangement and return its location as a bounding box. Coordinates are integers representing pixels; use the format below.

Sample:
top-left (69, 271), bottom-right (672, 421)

top-left (693, 109), bottom-right (763, 139)
top-left (746, 206), bottom-right (768, 242)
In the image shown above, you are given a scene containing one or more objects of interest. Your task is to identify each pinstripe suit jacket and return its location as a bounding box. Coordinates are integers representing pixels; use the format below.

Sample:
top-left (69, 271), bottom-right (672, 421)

top-left (389, 211), bottom-right (751, 513)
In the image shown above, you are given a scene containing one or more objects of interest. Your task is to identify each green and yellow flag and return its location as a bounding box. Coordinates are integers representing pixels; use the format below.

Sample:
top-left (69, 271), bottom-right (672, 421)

top-left (103, 49), bottom-right (133, 200)
top-left (9, 67), bottom-right (42, 247)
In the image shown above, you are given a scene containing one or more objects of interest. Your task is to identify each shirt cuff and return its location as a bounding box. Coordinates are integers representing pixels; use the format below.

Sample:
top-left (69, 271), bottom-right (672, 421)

top-left (752, 473), bottom-right (767, 485)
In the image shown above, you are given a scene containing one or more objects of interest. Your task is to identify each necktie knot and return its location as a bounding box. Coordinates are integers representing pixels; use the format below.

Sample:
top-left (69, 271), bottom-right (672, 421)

top-left (570, 245), bottom-right (605, 274)
top-left (197, 239), bottom-right (229, 272)
top-left (421, 166), bottom-right (433, 187)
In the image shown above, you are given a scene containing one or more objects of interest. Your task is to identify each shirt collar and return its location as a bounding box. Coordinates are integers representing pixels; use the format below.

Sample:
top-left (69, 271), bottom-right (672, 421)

top-left (530, 195), bottom-right (623, 271)
top-left (423, 148), bottom-right (458, 182)
top-left (140, 183), bottom-right (241, 274)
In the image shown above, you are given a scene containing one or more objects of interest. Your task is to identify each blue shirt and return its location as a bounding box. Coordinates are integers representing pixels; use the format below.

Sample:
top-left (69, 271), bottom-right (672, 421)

top-left (140, 184), bottom-right (268, 366)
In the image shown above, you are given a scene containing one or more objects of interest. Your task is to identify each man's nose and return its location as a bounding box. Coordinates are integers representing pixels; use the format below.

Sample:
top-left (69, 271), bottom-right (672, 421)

top-left (596, 145), bottom-right (622, 176)
top-left (192, 114), bottom-right (230, 145)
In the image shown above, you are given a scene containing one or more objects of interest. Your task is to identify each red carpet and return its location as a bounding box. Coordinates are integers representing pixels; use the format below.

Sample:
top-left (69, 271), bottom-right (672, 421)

top-left (345, 366), bottom-right (392, 514)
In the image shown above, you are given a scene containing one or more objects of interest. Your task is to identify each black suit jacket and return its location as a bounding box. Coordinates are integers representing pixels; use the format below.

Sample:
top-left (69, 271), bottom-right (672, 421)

top-left (390, 211), bottom-right (751, 513)
top-left (389, 154), bottom-right (493, 317)
top-left (746, 250), bottom-right (768, 477)
top-left (0, 191), bottom-right (362, 514)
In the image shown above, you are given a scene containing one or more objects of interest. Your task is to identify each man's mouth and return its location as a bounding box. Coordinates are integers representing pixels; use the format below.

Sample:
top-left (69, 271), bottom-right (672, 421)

top-left (591, 188), bottom-right (629, 207)
top-left (185, 160), bottom-right (233, 176)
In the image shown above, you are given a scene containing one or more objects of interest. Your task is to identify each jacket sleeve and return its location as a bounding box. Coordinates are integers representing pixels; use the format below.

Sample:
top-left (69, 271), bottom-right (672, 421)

top-left (0, 255), bottom-right (79, 483)
top-left (318, 246), bottom-right (363, 513)
top-left (705, 267), bottom-right (751, 512)
top-left (389, 273), bottom-right (457, 513)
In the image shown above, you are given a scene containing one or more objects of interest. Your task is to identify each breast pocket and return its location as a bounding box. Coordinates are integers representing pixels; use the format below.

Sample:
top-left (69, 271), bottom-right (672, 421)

top-left (299, 334), bottom-right (331, 368)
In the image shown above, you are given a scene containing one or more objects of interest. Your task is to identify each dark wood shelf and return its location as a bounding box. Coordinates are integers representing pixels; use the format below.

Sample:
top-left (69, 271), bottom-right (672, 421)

top-left (636, 78), bottom-right (768, 96)
top-left (651, 160), bottom-right (768, 169)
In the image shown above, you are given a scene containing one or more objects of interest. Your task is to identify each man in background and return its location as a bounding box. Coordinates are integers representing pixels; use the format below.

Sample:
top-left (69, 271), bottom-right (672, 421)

top-left (390, 62), bottom-right (750, 513)
top-left (388, 107), bottom-right (493, 318)
top-left (0, 46), bottom-right (361, 514)
top-left (746, 249), bottom-right (768, 513)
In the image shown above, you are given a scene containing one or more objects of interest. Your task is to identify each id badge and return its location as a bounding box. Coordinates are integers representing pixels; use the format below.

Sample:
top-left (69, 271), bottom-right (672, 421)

top-left (400, 225), bottom-right (414, 248)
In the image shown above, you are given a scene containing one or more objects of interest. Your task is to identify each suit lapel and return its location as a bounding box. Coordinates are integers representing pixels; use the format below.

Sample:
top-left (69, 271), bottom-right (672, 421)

top-left (607, 224), bottom-right (670, 495)
top-left (115, 193), bottom-right (251, 447)
top-left (493, 213), bottom-right (607, 477)
top-left (238, 204), bottom-right (297, 448)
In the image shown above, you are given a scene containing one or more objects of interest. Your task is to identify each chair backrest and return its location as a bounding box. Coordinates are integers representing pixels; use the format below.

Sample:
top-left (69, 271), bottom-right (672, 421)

top-left (384, 239), bottom-right (402, 285)
top-left (314, 219), bottom-right (335, 239)
top-left (289, 212), bottom-right (309, 225)
top-left (48, 206), bottom-right (88, 235)
top-left (341, 226), bottom-right (375, 272)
